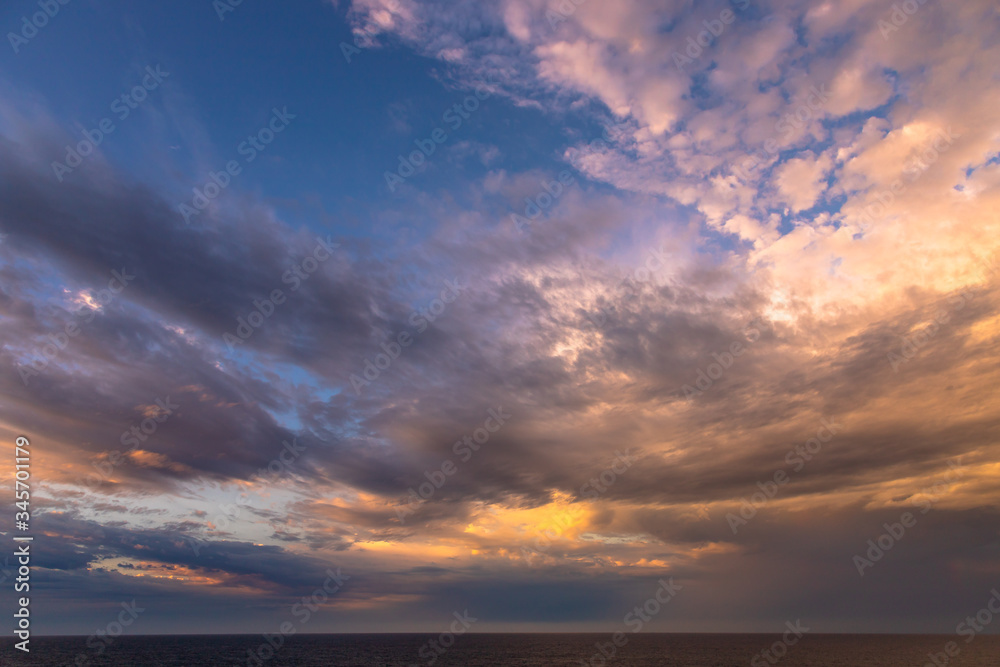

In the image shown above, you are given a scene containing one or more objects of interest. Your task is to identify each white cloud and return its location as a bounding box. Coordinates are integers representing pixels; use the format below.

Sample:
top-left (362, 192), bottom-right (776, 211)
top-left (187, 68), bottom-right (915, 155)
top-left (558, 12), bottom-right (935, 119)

top-left (343, 0), bottom-right (1000, 320)
top-left (775, 152), bottom-right (832, 213)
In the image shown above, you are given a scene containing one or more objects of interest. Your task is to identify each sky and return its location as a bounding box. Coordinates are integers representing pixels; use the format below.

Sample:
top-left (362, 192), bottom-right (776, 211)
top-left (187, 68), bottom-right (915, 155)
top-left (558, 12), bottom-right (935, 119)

top-left (0, 0), bottom-right (999, 637)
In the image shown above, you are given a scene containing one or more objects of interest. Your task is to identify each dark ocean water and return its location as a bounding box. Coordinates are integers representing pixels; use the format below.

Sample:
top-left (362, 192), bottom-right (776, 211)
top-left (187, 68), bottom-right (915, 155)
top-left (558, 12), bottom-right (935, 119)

top-left (3, 633), bottom-right (998, 666)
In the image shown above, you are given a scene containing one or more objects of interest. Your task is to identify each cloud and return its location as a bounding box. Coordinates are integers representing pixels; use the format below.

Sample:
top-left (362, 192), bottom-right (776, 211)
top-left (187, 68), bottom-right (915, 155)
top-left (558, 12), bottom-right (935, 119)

top-left (0, 0), bottom-right (997, 634)
top-left (775, 152), bottom-right (832, 212)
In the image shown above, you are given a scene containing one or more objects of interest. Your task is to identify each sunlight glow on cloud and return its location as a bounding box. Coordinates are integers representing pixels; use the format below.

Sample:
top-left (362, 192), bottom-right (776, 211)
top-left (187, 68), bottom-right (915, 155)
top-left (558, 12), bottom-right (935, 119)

top-left (0, 0), bottom-right (997, 635)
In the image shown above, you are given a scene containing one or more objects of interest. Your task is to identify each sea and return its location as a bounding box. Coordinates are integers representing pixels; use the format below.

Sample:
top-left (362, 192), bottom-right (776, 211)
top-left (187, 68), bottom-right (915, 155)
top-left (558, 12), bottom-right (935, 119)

top-left (2, 633), bottom-right (998, 666)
